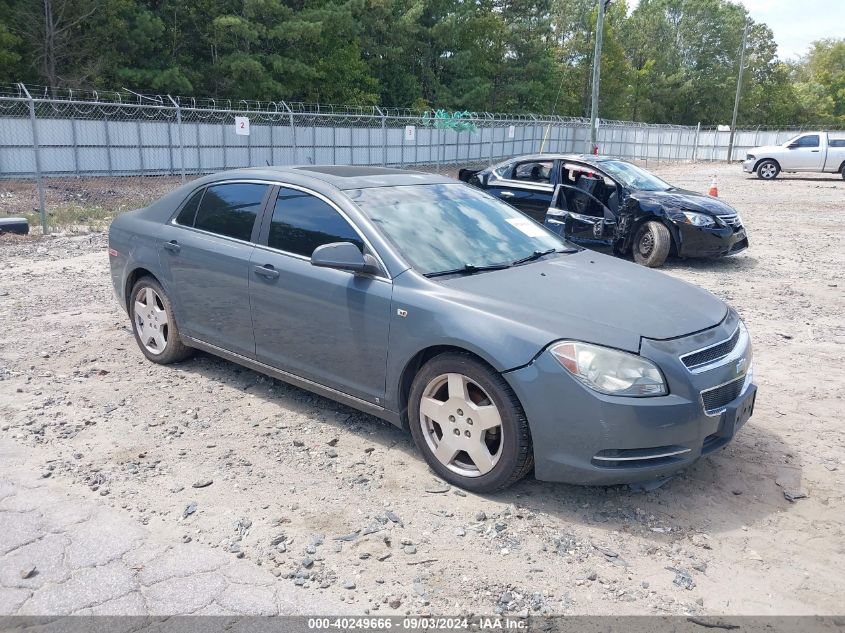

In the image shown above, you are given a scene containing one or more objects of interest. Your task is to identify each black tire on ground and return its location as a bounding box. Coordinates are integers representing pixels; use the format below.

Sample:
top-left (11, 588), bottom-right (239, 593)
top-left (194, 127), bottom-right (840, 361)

top-left (408, 351), bottom-right (533, 493)
top-left (756, 159), bottom-right (780, 180)
top-left (632, 221), bottom-right (671, 268)
top-left (840, 165), bottom-right (845, 181)
top-left (129, 276), bottom-right (193, 364)
top-left (0, 217), bottom-right (30, 235)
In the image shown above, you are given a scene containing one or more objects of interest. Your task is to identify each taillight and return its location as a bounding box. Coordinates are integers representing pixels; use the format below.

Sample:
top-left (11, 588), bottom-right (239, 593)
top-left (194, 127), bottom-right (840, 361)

top-left (108, 247), bottom-right (119, 257)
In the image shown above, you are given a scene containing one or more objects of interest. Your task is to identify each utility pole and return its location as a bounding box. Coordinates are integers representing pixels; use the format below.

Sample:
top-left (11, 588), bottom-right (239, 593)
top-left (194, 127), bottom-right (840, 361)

top-left (727, 18), bottom-right (749, 162)
top-left (588, 0), bottom-right (608, 154)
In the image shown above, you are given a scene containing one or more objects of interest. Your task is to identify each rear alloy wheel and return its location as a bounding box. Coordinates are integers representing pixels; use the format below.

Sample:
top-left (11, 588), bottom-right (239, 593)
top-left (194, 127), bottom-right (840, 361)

top-left (408, 352), bottom-right (533, 492)
top-left (129, 277), bottom-right (193, 364)
top-left (757, 160), bottom-right (780, 180)
top-left (632, 221), bottom-right (671, 267)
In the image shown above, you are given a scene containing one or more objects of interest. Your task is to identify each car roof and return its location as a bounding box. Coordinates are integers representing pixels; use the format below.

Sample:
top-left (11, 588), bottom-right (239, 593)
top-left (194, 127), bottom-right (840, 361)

top-left (500, 153), bottom-right (621, 166)
top-left (207, 165), bottom-right (456, 190)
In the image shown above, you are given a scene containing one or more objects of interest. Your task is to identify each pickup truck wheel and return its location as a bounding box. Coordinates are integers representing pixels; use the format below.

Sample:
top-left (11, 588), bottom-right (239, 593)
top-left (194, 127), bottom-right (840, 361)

top-left (632, 221), bottom-right (671, 268)
top-left (129, 277), bottom-right (193, 364)
top-left (757, 160), bottom-right (779, 180)
top-left (840, 165), bottom-right (845, 180)
top-left (408, 352), bottom-right (533, 492)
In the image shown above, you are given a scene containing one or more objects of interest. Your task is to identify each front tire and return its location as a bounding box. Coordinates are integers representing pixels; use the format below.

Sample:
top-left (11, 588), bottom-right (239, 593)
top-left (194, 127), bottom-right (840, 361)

top-left (408, 352), bottom-right (533, 492)
top-left (840, 165), bottom-right (845, 181)
top-left (757, 160), bottom-right (779, 180)
top-left (129, 277), bottom-right (193, 364)
top-left (632, 221), bottom-right (671, 267)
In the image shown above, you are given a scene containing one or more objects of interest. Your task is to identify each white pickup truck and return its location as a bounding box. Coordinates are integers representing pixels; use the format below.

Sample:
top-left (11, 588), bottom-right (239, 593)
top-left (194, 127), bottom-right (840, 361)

top-left (743, 132), bottom-right (845, 180)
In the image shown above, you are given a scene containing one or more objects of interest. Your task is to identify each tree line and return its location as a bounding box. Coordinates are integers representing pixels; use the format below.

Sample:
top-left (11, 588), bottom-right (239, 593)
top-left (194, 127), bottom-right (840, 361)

top-left (1, 0), bottom-right (843, 126)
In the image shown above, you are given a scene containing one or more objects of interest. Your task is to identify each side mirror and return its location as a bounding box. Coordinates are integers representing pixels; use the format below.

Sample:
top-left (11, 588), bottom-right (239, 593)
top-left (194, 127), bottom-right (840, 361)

top-left (787, 143), bottom-right (799, 149)
top-left (311, 242), bottom-right (381, 276)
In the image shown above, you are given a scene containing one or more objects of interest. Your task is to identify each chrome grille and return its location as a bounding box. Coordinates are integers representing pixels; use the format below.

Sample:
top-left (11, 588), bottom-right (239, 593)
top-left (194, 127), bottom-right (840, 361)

top-left (718, 214), bottom-right (743, 230)
top-left (701, 376), bottom-right (745, 414)
top-left (682, 327), bottom-right (740, 369)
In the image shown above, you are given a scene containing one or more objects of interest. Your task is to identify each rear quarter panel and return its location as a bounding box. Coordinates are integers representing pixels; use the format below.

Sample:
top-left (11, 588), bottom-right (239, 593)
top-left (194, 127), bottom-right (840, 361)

top-left (108, 211), bottom-right (168, 314)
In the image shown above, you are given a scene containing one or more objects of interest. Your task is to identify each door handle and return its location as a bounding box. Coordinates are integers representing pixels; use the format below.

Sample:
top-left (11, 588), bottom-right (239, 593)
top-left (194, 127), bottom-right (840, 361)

top-left (499, 191), bottom-right (515, 198)
top-left (810, 150), bottom-right (820, 152)
top-left (253, 264), bottom-right (280, 280)
top-left (162, 240), bottom-right (180, 253)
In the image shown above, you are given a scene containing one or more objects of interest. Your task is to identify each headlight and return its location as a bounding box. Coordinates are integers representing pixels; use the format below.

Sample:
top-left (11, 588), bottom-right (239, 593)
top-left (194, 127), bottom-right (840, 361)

top-left (746, 154), bottom-right (755, 161)
top-left (676, 211), bottom-right (716, 227)
top-left (550, 341), bottom-right (668, 397)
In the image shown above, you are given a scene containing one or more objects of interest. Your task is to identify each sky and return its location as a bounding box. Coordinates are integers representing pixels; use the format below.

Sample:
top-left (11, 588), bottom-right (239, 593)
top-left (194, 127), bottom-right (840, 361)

top-left (627, 0), bottom-right (845, 61)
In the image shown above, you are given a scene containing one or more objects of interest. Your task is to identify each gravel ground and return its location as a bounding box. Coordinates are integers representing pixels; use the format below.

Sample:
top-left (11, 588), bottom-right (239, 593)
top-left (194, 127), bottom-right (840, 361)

top-left (0, 163), bottom-right (843, 616)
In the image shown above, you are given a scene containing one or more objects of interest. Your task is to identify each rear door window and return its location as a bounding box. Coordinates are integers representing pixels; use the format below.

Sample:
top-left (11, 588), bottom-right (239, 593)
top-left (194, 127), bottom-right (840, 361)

top-left (512, 161), bottom-right (553, 183)
top-left (267, 187), bottom-right (364, 257)
top-left (175, 189), bottom-right (204, 226)
top-left (193, 183), bottom-right (268, 241)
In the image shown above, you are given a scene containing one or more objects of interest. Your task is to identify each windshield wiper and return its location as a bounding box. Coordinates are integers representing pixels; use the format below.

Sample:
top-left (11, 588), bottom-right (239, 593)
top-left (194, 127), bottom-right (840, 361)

top-left (511, 248), bottom-right (576, 265)
top-left (424, 262), bottom-right (512, 278)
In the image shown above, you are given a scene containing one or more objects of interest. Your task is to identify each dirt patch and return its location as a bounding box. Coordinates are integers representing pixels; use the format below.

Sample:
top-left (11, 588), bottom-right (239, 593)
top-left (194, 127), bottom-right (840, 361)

top-left (0, 164), bottom-right (843, 616)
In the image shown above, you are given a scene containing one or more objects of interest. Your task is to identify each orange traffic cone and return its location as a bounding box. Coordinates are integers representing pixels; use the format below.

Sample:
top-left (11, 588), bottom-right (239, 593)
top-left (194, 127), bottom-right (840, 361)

top-left (708, 176), bottom-right (718, 197)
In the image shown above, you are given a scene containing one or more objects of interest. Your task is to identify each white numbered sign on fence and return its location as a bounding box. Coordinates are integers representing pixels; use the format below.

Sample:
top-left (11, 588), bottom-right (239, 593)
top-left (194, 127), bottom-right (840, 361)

top-left (508, 125), bottom-right (515, 139)
top-left (235, 117), bottom-right (250, 136)
top-left (405, 125), bottom-right (416, 141)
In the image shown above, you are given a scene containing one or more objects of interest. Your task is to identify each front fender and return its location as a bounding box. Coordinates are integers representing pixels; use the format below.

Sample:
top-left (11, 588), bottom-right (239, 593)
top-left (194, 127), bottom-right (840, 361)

top-left (620, 200), bottom-right (680, 254)
top-left (384, 277), bottom-right (551, 412)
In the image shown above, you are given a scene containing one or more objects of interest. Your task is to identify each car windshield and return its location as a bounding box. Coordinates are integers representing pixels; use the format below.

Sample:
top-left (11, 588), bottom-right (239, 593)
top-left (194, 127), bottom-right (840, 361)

top-left (346, 184), bottom-right (575, 276)
top-left (599, 160), bottom-right (672, 192)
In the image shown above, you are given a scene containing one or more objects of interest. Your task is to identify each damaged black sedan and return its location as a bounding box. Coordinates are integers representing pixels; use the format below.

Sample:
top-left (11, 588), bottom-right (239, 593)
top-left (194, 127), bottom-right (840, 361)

top-left (460, 155), bottom-right (748, 267)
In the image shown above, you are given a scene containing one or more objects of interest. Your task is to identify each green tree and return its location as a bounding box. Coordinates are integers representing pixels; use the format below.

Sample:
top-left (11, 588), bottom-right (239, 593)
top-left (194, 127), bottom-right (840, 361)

top-left (792, 39), bottom-right (845, 124)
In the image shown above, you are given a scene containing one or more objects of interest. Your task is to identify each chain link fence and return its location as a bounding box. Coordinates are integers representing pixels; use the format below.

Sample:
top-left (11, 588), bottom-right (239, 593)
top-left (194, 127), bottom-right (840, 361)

top-left (0, 83), bottom-right (834, 234)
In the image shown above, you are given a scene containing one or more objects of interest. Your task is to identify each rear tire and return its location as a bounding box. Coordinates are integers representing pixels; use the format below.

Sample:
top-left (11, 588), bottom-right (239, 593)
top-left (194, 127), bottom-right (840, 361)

top-left (408, 352), bottom-right (533, 492)
top-left (632, 221), bottom-right (671, 268)
top-left (757, 160), bottom-right (779, 180)
top-left (129, 276), bottom-right (193, 364)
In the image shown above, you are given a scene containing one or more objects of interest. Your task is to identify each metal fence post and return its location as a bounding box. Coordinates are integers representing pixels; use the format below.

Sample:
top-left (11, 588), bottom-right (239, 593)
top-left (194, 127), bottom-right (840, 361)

top-left (167, 95), bottom-right (186, 182)
top-left (103, 113), bottom-right (113, 176)
top-left (136, 119), bottom-right (145, 174)
top-left (487, 115), bottom-right (495, 163)
top-left (20, 84), bottom-right (47, 234)
top-left (71, 118), bottom-right (80, 176)
top-left (692, 122), bottom-right (701, 161)
top-left (283, 102), bottom-right (297, 163)
top-left (376, 106), bottom-right (387, 166)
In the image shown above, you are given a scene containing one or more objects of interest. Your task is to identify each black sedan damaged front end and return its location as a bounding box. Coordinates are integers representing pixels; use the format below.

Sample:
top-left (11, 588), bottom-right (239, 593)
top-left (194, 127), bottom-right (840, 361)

top-left (631, 188), bottom-right (750, 259)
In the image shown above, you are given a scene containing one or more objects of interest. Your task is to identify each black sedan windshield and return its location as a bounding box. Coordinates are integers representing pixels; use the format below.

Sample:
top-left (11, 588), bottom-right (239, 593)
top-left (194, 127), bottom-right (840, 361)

top-left (600, 160), bottom-right (672, 192)
top-left (347, 184), bottom-right (572, 276)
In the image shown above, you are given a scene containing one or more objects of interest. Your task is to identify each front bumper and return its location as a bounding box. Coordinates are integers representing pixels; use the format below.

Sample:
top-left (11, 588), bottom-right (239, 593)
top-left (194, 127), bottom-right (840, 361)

top-left (673, 222), bottom-right (748, 258)
top-left (742, 159), bottom-right (756, 173)
top-left (505, 311), bottom-right (756, 485)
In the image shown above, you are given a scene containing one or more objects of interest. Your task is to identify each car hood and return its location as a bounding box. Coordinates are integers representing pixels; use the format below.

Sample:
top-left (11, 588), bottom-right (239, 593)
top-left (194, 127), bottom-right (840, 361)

top-left (438, 251), bottom-right (727, 354)
top-left (748, 145), bottom-right (784, 155)
top-left (631, 188), bottom-right (738, 216)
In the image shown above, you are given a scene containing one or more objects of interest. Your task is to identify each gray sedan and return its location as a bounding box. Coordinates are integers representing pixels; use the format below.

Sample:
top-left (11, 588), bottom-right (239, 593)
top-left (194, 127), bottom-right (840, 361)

top-left (108, 166), bottom-right (756, 492)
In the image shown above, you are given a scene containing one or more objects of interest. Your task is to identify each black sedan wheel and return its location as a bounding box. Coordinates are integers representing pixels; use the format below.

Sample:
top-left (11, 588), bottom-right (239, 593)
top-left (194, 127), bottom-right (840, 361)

top-left (632, 221), bottom-right (671, 268)
top-left (409, 352), bottom-right (533, 492)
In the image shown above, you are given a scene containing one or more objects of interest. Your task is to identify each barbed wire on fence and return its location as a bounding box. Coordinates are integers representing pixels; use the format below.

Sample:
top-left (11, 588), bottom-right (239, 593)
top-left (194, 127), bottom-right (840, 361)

top-left (1, 82), bottom-right (842, 234)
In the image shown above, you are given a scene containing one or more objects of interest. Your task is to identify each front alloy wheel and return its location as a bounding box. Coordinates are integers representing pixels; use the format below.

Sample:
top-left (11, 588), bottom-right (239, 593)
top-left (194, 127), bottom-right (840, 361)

top-left (757, 160), bottom-right (779, 180)
top-left (408, 352), bottom-right (533, 492)
top-left (419, 373), bottom-right (503, 477)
